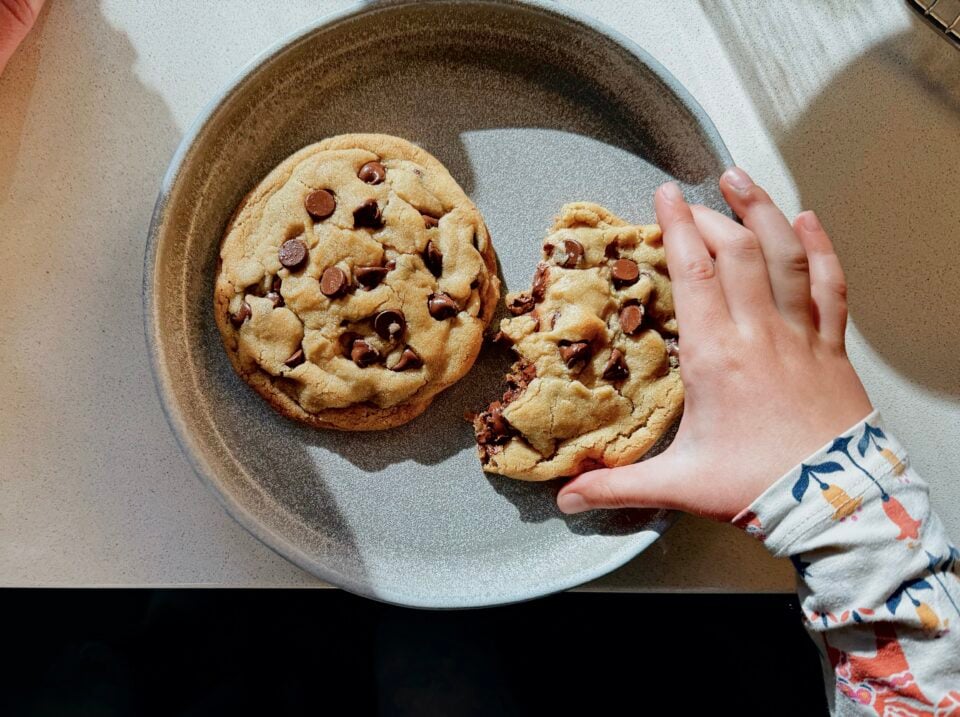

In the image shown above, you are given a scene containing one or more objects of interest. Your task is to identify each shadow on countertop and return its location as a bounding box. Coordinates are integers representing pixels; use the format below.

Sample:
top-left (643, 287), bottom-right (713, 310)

top-left (701, 2), bottom-right (960, 397)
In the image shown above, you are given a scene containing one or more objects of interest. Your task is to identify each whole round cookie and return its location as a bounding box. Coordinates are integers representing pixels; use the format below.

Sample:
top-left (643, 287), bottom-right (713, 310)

top-left (214, 134), bottom-right (500, 431)
top-left (473, 203), bottom-right (682, 481)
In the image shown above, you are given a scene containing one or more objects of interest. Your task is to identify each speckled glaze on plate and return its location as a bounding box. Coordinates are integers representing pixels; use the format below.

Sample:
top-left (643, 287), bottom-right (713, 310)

top-left (144, 0), bottom-right (732, 608)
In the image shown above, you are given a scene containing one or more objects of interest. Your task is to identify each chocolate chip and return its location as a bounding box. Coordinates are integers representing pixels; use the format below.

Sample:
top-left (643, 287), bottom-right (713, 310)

top-left (284, 348), bottom-right (305, 368)
top-left (487, 405), bottom-right (511, 438)
top-left (602, 349), bottom-right (629, 381)
top-left (475, 401), bottom-right (513, 446)
top-left (531, 262), bottom-right (549, 302)
top-left (427, 292), bottom-right (458, 320)
top-left (265, 291), bottom-right (284, 308)
top-left (503, 361), bottom-right (537, 403)
top-left (665, 337), bottom-right (680, 367)
top-left (350, 339), bottom-right (381, 367)
top-left (506, 292), bottom-right (535, 316)
top-left (619, 304), bottom-right (644, 335)
top-left (604, 243), bottom-right (620, 259)
top-left (424, 240), bottom-right (443, 276)
top-left (355, 265), bottom-right (389, 289)
top-left (390, 346), bottom-right (422, 371)
top-left (353, 199), bottom-right (383, 229)
top-left (385, 259), bottom-right (397, 271)
top-left (320, 266), bottom-right (349, 298)
top-left (557, 239), bottom-right (584, 268)
top-left (304, 189), bottom-right (336, 219)
top-left (339, 332), bottom-right (360, 356)
top-left (422, 213), bottom-right (439, 229)
top-left (550, 311), bottom-right (560, 330)
top-left (230, 301), bottom-right (251, 328)
top-left (612, 258), bottom-right (640, 287)
top-left (278, 238), bottom-right (307, 269)
top-left (374, 309), bottom-right (406, 340)
top-left (559, 341), bottom-right (591, 367)
top-left (358, 161), bottom-right (386, 184)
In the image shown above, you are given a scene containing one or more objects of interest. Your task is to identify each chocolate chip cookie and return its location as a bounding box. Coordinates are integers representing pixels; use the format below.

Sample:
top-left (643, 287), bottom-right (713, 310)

top-left (214, 134), bottom-right (500, 430)
top-left (473, 203), bottom-right (682, 481)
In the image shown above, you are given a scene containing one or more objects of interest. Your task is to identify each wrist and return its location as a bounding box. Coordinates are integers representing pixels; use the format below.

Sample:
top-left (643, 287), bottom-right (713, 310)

top-left (731, 409), bottom-right (910, 555)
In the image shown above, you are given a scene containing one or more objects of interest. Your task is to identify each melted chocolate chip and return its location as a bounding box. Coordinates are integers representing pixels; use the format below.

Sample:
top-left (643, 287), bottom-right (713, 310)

top-left (475, 401), bottom-right (513, 447)
top-left (354, 265), bottom-right (389, 289)
top-left (602, 349), bottom-right (629, 381)
top-left (427, 292), bottom-right (458, 320)
top-left (350, 340), bottom-right (381, 367)
top-left (474, 362), bottom-right (537, 454)
top-left (390, 347), bottom-right (422, 371)
top-left (502, 362), bottom-right (537, 403)
top-left (557, 239), bottom-right (584, 268)
top-left (424, 240), bottom-right (443, 276)
top-left (230, 301), bottom-right (251, 328)
top-left (339, 332), bottom-right (360, 357)
top-left (531, 262), bottom-right (549, 302)
top-left (358, 161), bottom-right (386, 184)
top-left (373, 309), bottom-right (405, 340)
top-left (304, 189), bottom-right (336, 220)
top-left (353, 199), bottom-right (383, 229)
top-left (558, 341), bottom-right (591, 368)
top-left (665, 337), bottom-right (680, 367)
top-left (284, 348), bottom-right (305, 368)
top-left (619, 304), bottom-right (644, 335)
top-left (320, 267), bottom-right (349, 298)
top-left (506, 292), bottom-right (535, 316)
top-left (265, 291), bottom-right (283, 308)
top-left (278, 238), bottom-right (307, 269)
top-left (422, 214), bottom-right (439, 229)
top-left (612, 258), bottom-right (640, 287)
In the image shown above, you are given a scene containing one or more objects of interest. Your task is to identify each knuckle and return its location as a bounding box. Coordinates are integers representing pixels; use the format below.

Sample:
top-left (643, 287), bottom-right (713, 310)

top-left (783, 250), bottom-right (810, 274)
top-left (725, 228), bottom-right (761, 258)
top-left (2, 0), bottom-right (37, 26)
top-left (680, 257), bottom-right (716, 282)
top-left (596, 481), bottom-right (630, 509)
top-left (825, 277), bottom-right (848, 299)
top-left (667, 212), bottom-right (697, 230)
top-left (740, 184), bottom-right (772, 207)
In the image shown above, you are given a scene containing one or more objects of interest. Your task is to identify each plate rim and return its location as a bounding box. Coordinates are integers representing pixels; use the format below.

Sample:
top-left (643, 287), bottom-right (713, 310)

top-left (143, 0), bottom-right (733, 608)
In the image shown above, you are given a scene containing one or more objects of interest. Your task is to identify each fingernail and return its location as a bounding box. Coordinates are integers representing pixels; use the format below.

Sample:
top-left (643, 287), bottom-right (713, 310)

top-left (658, 181), bottom-right (683, 203)
top-left (557, 493), bottom-right (590, 515)
top-left (799, 210), bottom-right (822, 232)
top-left (722, 166), bottom-right (753, 192)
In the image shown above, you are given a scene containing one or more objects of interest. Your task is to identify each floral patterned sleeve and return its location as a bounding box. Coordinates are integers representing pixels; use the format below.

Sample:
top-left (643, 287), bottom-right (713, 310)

top-left (732, 410), bottom-right (960, 715)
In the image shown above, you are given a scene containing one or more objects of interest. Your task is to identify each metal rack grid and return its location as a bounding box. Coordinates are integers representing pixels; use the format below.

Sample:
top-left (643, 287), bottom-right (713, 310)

top-left (907, 0), bottom-right (960, 48)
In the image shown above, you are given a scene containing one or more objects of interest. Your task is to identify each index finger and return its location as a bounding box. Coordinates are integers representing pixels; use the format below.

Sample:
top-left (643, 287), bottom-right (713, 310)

top-left (654, 182), bottom-right (731, 337)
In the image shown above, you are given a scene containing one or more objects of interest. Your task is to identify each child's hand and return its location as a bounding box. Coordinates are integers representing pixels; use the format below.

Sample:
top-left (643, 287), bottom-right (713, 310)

top-left (0, 0), bottom-right (44, 76)
top-left (557, 168), bottom-right (873, 519)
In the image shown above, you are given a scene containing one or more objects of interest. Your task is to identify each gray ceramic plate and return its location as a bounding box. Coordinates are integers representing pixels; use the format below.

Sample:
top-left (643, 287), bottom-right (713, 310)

top-left (144, 0), bottom-right (732, 608)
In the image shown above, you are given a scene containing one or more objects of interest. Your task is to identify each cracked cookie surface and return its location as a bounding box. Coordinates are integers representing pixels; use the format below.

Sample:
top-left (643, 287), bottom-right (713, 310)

top-left (474, 203), bottom-right (682, 481)
top-left (214, 134), bottom-right (500, 430)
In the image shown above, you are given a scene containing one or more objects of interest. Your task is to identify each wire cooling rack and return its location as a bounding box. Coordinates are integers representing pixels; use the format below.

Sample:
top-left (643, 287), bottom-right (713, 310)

top-left (907, 0), bottom-right (960, 48)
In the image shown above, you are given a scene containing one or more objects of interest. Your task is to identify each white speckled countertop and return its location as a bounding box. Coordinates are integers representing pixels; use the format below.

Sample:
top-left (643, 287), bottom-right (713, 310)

top-left (1, 0), bottom-right (957, 591)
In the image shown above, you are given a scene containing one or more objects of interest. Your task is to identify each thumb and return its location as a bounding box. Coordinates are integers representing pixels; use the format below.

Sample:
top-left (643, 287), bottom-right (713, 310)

top-left (0, 0), bottom-right (45, 75)
top-left (557, 454), bottom-right (688, 514)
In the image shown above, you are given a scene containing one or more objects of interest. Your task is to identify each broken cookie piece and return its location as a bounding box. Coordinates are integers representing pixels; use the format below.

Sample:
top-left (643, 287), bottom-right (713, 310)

top-left (473, 202), bottom-right (683, 481)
